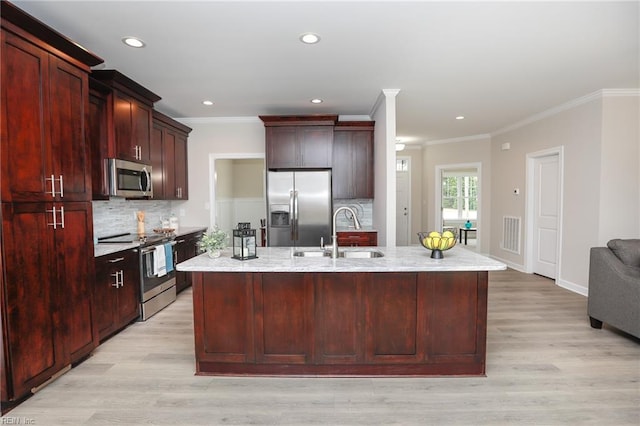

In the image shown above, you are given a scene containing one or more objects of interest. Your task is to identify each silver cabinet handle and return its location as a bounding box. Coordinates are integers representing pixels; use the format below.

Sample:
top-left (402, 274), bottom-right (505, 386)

top-left (118, 270), bottom-right (124, 287)
top-left (46, 206), bottom-right (64, 229)
top-left (59, 175), bottom-right (63, 198)
top-left (109, 257), bottom-right (125, 263)
top-left (111, 271), bottom-right (119, 287)
top-left (46, 174), bottom-right (56, 197)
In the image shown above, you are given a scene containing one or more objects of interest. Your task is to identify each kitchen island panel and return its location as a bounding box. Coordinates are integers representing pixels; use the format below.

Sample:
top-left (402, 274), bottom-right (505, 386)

top-left (193, 273), bottom-right (255, 365)
top-left (255, 273), bottom-right (314, 364)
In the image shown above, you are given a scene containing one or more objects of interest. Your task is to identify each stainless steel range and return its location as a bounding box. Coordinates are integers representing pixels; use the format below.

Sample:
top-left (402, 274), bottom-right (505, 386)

top-left (98, 232), bottom-right (177, 320)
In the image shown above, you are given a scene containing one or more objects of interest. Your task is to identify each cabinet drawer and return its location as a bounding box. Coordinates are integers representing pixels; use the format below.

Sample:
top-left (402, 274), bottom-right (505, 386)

top-left (337, 232), bottom-right (377, 247)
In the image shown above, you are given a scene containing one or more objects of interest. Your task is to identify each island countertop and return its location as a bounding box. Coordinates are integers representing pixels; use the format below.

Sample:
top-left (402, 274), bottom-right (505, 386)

top-left (177, 245), bottom-right (506, 273)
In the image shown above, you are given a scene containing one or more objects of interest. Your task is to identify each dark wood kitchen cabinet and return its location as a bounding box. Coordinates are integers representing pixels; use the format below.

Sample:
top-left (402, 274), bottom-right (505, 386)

top-left (1, 3), bottom-right (103, 408)
top-left (151, 110), bottom-right (191, 200)
top-left (332, 122), bottom-right (374, 199)
top-left (192, 270), bottom-right (488, 376)
top-left (1, 202), bottom-right (98, 401)
top-left (1, 27), bottom-right (94, 203)
top-left (175, 230), bottom-right (204, 293)
top-left (336, 231), bottom-right (378, 247)
top-left (94, 249), bottom-right (140, 341)
top-left (260, 115), bottom-right (337, 169)
top-left (90, 70), bottom-right (161, 164)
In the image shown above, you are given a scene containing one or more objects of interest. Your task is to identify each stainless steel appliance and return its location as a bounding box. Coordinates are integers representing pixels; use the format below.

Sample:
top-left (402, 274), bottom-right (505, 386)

top-left (108, 158), bottom-right (153, 198)
top-left (267, 170), bottom-right (332, 247)
top-left (98, 232), bottom-right (176, 320)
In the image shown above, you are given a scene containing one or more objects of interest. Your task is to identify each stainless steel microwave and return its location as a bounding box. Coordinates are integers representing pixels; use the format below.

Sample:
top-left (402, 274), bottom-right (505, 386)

top-left (108, 158), bottom-right (153, 198)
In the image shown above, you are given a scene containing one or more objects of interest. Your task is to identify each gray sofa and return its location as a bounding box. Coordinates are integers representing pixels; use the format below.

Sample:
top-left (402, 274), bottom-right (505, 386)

top-left (588, 239), bottom-right (640, 339)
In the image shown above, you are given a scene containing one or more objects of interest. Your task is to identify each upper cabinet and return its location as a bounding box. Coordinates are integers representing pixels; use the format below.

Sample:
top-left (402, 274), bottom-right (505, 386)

top-left (151, 110), bottom-right (191, 200)
top-left (90, 70), bottom-right (161, 162)
top-left (332, 122), bottom-right (374, 199)
top-left (260, 115), bottom-right (337, 169)
top-left (1, 20), bottom-right (101, 203)
top-left (88, 70), bottom-right (161, 199)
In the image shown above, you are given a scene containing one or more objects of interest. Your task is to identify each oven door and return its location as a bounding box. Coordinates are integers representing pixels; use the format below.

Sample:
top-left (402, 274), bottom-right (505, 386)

top-left (139, 242), bottom-right (177, 301)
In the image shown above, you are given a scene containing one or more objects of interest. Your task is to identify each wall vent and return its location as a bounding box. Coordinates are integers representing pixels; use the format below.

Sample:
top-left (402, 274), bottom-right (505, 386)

top-left (502, 216), bottom-right (521, 254)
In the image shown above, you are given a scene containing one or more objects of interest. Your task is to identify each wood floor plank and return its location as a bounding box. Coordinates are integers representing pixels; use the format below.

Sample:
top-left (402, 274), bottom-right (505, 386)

top-left (2, 269), bottom-right (639, 425)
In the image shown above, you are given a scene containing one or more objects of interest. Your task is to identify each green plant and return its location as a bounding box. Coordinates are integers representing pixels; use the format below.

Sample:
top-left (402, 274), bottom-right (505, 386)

top-left (198, 227), bottom-right (228, 251)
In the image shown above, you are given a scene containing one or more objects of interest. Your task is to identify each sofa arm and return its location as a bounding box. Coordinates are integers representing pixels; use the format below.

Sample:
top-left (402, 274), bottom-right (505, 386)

top-left (588, 247), bottom-right (640, 338)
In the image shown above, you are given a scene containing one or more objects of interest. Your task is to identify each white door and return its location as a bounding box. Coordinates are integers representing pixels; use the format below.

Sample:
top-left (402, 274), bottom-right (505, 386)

top-left (532, 154), bottom-right (559, 279)
top-left (396, 158), bottom-right (410, 246)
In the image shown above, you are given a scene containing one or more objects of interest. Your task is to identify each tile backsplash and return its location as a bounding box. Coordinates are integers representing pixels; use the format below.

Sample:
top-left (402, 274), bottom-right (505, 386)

top-left (92, 199), bottom-right (175, 238)
top-left (333, 199), bottom-right (373, 229)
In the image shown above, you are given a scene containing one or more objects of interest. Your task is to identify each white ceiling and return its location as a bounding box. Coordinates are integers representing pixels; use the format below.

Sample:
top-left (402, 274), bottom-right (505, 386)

top-left (12, 0), bottom-right (639, 145)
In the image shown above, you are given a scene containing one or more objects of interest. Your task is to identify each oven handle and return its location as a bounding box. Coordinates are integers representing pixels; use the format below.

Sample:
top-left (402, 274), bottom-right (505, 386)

top-left (140, 240), bottom-right (177, 255)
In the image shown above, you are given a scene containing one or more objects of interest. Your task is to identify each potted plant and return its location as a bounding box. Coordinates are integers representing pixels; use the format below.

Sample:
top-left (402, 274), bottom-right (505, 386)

top-left (198, 226), bottom-right (228, 258)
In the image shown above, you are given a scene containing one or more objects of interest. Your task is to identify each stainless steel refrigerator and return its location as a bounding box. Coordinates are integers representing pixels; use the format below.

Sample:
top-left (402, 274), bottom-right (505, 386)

top-left (267, 170), bottom-right (332, 247)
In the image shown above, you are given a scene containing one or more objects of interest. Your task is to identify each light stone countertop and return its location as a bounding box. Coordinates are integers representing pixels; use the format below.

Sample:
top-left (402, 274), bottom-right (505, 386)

top-left (93, 226), bottom-right (207, 258)
top-left (176, 245), bottom-right (506, 273)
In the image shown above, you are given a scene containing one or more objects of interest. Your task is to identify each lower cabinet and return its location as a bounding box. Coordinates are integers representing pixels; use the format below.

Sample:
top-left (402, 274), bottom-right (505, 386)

top-left (94, 249), bottom-right (140, 341)
top-left (175, 230), bottom-right (204, 293)
top-left (336, 231), bottom-right (377, 247)
top-left (1, 202), bottom-right (97, 404)
top-left (192, 270), bottom-right (488, 376)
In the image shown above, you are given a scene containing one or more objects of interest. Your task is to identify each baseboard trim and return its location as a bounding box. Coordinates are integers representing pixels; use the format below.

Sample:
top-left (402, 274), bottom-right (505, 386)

top-left (556, 278), bottom-right (588, 297)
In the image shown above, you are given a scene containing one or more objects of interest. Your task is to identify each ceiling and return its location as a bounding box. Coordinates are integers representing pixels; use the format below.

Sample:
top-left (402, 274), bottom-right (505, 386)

top-left (12, 1), bottom-right (639, 145)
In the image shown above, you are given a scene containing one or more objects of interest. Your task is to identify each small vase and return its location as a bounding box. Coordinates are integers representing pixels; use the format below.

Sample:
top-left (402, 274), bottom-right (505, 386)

top-left (464, 220), bottom-right (472, 229)
top-left (207, 249), bottom-right (221, 259)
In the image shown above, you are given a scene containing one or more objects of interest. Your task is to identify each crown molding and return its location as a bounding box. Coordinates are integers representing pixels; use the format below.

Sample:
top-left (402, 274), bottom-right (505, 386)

top-left (423, 134), bottom-right (491, 147)
top-left (492, 88), bottom-right (640, 136)
top-left (177, 116), bottom-right (262, 125)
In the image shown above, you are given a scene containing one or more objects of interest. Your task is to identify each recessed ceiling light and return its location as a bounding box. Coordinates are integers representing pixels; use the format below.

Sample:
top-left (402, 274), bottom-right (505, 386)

top-left (122, 37), bottom-right (145, 48)
top-left (395, 143), bottom-right (406, 151)
top-left (310, 98), bottom-right (323, 104)
top-left (456, 116), bottom-right (465, 120)
top-left (202, 100), bottom-right (214, 106)
top-left (300, 33), bottom-right (320, 44)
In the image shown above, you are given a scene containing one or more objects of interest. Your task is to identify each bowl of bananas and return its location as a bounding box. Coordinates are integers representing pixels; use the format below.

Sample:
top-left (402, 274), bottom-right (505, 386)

top-left (417, 230), bottom-right (457, 259)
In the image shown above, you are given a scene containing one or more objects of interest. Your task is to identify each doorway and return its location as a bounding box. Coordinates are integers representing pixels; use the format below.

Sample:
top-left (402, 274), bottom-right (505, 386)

top-left (435, 163), bottom-right (481, 250)
top-left (396, 157), bottom-right (411, 245)
top-left (526, 147), bottom-right (564, 280)
top-left (209, 154), bottom-right (266, 245)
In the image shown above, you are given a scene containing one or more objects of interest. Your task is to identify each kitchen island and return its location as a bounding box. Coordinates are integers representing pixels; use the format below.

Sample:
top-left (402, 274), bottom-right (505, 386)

top-left (178, 246), bottom-right (506, 376)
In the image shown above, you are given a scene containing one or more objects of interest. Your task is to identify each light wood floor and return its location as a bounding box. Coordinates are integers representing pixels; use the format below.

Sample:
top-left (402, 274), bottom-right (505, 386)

top-left (3, 269), bottom-right (639, 425)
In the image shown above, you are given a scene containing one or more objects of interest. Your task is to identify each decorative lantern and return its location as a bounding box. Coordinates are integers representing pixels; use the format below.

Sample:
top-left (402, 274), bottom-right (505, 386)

top-left (232, 222), bottom-right (258, 260)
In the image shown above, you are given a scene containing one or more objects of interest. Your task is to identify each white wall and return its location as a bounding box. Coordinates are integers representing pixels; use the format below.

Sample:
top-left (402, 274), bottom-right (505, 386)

top-left (173, 118), bottom-right (265, 228)
top-left (490, 91), bottom-right (639, 295)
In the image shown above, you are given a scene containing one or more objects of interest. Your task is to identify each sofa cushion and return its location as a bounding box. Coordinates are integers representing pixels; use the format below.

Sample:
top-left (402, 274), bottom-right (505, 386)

top-left (607, 239), bottom-right (640, 267)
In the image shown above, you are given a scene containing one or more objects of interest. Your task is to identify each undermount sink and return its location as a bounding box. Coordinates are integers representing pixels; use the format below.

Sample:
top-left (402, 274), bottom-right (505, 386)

top-left (293, 250), bottom-right (330, 257)
top-left (292, 250), bottom-right (385, 259)
top-left (337, 250), bottom-right (384, 258)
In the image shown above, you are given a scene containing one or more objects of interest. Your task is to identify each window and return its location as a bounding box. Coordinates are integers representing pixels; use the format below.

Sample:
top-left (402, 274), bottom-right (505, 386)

top-left (442, 173), bottom-right (477, 221)
top-left (396, 159), bottom-right (409, 172)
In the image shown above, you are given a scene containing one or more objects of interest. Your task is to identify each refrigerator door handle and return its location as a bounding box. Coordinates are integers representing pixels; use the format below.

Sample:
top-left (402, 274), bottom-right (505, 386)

top-left (289, 190), bottom-right (295, 240)
top-left (293, 190), bottom-right (299, 240)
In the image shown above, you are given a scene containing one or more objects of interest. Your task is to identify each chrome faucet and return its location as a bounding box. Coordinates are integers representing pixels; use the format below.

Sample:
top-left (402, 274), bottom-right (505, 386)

top-left (330, 206), bottom-right (362, 258)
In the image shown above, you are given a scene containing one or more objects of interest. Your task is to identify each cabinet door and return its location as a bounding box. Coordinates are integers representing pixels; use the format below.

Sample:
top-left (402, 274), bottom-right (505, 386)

top-left (174, 134), bottom-right (188, 199)
top-left (162, 128), bottom-right (177, 199)
top-left (255, 273), bottom-right (314, 363)
top-left (351, 130), bottom-right (373, 198)
top-left (315, 273), bottom-right (364, 364)
top-left (89, 88), bottom-right (111, 199)
top-left (1, 30), bottom-right (52, 202)
top-left (266, 126), bottom-right (298, 169)
top-left (331, 132), bottom-right (351, 199)
top-left (298, 126), bottom-right (333, 168)
top-left (116, 250), bottom-right (140, 328)
top-left (1, 203), bottom-right (63, 398)
top-left (113, 93), bottom-right (136, 161)
top-left (332, 129), bottom-right (373, 199)
top-left (57, 202), bottom-right (98, 361)
top-left (94, 255), bottom-right (119, 339)
top-left (150, 123), bottom-right (166, 199)
top-left (365, 273), bottom-right (427, 363)
top-left (49, 56), bottom-right (91, 201)
top-left (133, 102), bottom-right (152, 163)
